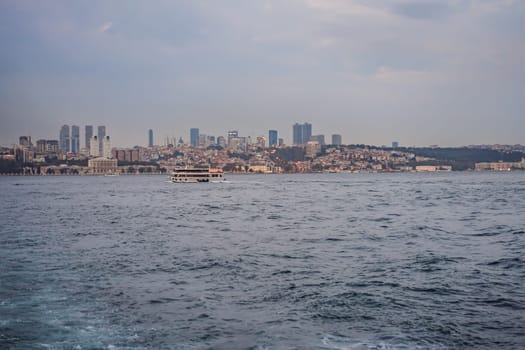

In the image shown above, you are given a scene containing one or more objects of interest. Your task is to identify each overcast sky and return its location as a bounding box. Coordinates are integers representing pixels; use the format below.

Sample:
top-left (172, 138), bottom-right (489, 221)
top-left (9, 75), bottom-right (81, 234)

top-left (1, 0), bottom-right (524, 147)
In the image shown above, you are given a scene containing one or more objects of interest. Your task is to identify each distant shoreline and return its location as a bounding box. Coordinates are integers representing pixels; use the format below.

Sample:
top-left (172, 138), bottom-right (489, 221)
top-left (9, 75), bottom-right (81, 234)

top-left (1, 170), bottom-right (523, 177)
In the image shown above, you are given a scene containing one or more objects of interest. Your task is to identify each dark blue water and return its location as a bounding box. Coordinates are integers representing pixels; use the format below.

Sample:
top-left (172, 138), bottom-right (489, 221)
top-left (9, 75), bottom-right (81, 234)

top-left (1, 173), bottom-right (524, 349)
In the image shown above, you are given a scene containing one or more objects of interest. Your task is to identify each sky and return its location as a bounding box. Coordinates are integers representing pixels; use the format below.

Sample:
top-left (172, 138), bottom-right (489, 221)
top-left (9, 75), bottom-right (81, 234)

top-left (0, 0), bottom-right (524, 148)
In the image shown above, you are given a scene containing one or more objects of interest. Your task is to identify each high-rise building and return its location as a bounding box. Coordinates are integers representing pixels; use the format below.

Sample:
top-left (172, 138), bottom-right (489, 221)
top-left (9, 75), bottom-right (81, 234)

top-left (103, 136), bottom-right (112, 158)
top-left (71, 125), bottom-right (80, 153)
top-left (190, 128), bottom-right (199, 147)
top-left (36, 139), bottom-right (46, 153)
top-left (392, 141), bottom-right (399, 149)
top-left (19, 136), bottom-right (32, 147)
top-left (268, 130), bottom-right (278, 147)
top-left (256, 136), bottom-right (266, 149)
top-left (293, 122), bottom-right (312, 145)
top-left (217, 136), bottom-right (226, 148)
top-left (85, 125), bottom-right (93, 150)
top-left (59, 125), bottom-right (70, 152)
top-left (332, 134), bottom-right (342, 146)
top-left (89, 136), bottom-right (99, 157)
top-left (305, 141), bottom-right (321, 158)
top-left (198, 134), bottom-right (207, 147)
top-left (310, 135), bottom-right (325, 145)
top-left (37, 140), bottom-right (59, 153)
top-left (148, 129), bottom-right (154, 147)
top-left (227, 130), bottom-right (238, 147)
top-left (229, 137), bottom-right (242, 151)
top-left (97, 126), bottom-right (106, 155)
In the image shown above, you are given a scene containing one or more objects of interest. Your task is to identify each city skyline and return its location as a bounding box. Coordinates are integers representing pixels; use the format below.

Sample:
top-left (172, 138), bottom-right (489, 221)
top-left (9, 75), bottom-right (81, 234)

top-left (1, 1), bottom-right (524, 147)
top-left (5, 121), bottom-right (525, 150)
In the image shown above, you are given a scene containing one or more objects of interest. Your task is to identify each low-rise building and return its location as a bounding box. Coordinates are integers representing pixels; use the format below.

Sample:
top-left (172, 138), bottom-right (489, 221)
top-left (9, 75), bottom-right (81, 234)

top-left (88, 157), bottom-right (118, 174)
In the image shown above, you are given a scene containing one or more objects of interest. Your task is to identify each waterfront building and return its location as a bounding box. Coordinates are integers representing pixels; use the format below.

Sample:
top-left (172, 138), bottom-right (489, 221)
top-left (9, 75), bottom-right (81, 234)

top-left (130, 149), bottom-right (140, 162)
top-left (71, 125), bottom-right (80, 153)
top-left (332, 134), bottom-right (342, 146)
top-left (89, 136), bottom-right (99, 157)
top-left (112, 149), bottom-right (140, 162)
top-left (102, 136), bottom-right (112, 158)
top-left (293, 122), bottom-right (312, 145)
top-left (19, 136), bottom-right (32, 147)
top-left (97, 126), bottom-right (106, 155)
top-left (148, 129), bottom-right (154, 147)
top-left (190, 128), bottom-right (199, 147)
top-left (269, 130), bottom-right (278, 147)
top-left (88, 157), bottom-right (118, 174)
top-left (475, 159), bottom-right (525, 171)
top-left (59, 125), bottom-right (70, 152)
top-left (85, 125), bottom-right (93, 150)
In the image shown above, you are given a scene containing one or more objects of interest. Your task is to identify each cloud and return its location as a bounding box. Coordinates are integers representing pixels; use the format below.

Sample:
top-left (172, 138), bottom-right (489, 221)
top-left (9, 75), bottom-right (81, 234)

top-left (391, 1), bottom-right (455, 20)
top-left (304, 0), bottom-right (388, 18)
top-left (99, 21), bottom-right (113, 33)
top-left (373, 66), bottom-right (444, 84)
top-left (468, 0), bottom-right (517, 14)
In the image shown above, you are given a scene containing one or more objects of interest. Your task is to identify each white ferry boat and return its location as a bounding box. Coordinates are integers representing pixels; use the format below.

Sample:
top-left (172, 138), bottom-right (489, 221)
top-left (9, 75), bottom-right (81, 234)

top-left (169, 167), bottom-right (224, 183)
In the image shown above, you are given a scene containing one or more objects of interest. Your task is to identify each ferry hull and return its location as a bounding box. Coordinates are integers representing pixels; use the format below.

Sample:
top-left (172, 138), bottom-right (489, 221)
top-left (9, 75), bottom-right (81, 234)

top-left (169, 168), bottom-right (224, 183)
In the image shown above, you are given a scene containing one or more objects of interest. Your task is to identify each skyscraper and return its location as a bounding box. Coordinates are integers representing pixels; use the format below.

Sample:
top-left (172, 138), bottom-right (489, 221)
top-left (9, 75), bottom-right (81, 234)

top-left (331, 134), bottom-right (342, 146)
top-left (59, 125), bottom-right (70, 152)
top-left (292, 122), bottom-right (312, 145)
top-left (85, 125), bottom-right (93, 150)
top-left (103, 136), bottom-right (111, 158)
top-left (89, 136), bottom-right (99, 157)
top-left (227, 130), bottom-right (238, 147)
top-left (71, 125), bottom-right (80, 153)
top-left (98, 126), bottom-right (106, 155)
top-left (190, 128), bottom-right (199, 147)
top-left (310, 134), bottom-right (325, 145)
top-left (268, 130), bottom-right (278, 147)
top-left (148, 129), bottom-right (154, 147)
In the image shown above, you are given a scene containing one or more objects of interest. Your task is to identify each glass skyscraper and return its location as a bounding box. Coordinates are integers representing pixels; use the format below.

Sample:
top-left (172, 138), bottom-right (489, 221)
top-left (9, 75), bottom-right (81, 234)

top-left (331, 134), bottom-right (342, 146)
top-left (148, 129), bottom-right (154, 147)
top-left (98, 126), bottom-right (106, 155)
top-left (190, 128), bottom-right (199, 147)
top-left (71, 125), bottom-right (80, 153)
top-left (268, 130), bottom-right (278, 147)
top-left (59, 124), bottom-right (70, 152)
top-left (85, 125), bottom-right (93, 150)
top-left (292, 122), bottom-right (312, 145)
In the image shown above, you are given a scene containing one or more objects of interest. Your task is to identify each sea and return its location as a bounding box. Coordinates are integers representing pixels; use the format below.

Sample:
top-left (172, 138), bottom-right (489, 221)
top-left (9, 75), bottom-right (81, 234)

top-left (0, 172), bottom-right (524, 350)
